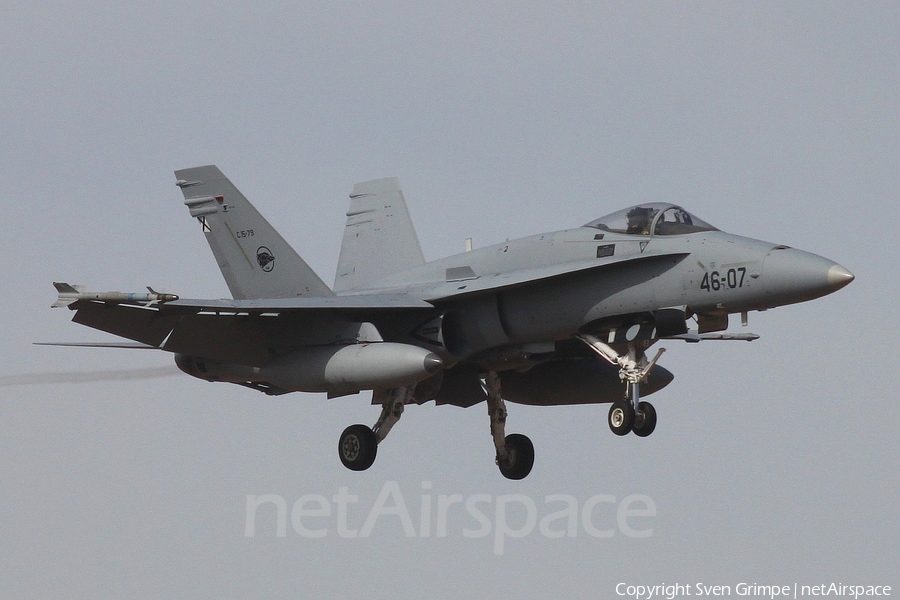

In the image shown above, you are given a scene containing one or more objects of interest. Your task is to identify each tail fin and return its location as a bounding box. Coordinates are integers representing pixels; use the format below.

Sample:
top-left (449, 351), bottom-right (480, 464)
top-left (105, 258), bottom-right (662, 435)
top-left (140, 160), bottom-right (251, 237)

top-left (334, 177), bottom-right (426, 292)
top-left (175, 165), bottom-right (333, 300)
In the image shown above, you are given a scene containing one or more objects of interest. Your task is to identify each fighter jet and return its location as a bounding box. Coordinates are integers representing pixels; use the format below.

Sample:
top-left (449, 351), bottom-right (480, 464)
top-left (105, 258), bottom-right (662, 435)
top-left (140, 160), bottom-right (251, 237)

top-left (48, 166), bottom-right (854, 479)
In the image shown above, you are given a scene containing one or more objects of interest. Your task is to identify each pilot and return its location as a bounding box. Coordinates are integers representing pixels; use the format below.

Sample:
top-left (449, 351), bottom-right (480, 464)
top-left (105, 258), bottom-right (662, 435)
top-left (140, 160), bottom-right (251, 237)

top-left (626, 207), bottom-right (653, 235)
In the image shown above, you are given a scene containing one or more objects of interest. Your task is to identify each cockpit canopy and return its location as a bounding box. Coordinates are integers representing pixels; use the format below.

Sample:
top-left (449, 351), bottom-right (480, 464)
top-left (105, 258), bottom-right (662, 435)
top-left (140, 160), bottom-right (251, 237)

top-left (584, 203), bottom-right (718, 236)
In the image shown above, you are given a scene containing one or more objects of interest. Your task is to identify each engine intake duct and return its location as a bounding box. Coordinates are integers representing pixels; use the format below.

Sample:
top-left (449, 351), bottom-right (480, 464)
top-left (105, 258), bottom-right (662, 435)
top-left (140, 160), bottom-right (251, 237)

top-left (411, 311), bottom-right (470, 357)
top-left (584, 307), bottom-right (688, 344)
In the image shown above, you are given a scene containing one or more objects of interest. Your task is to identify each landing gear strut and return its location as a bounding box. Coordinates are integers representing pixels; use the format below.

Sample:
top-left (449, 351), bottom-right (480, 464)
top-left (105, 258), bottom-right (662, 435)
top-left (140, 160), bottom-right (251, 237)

top-left (337, 375), bottom-right (536, 480)
top-left (337, 386), bottom-right (411, 472)
top-left (580, 335), bottom-right (662, 437)
top-left (485, 371), bottom-right (534, 480)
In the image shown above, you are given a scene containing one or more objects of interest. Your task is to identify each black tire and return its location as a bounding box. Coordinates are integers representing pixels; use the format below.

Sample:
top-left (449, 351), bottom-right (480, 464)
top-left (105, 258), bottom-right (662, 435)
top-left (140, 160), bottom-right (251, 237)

top-left (608, 400), bottom-right (635, 436)
top-left (338, 424), bottom-right (378, 471)
top-left (632, 401), bottom-right (657, 437)
top-left (498, 433), bottom-right (535, 480)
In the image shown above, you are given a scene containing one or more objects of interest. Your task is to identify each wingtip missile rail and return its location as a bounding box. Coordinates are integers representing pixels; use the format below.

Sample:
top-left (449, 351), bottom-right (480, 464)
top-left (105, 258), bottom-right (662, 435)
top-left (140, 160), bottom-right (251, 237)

top-left (51, 282), bottom-right (179, 308)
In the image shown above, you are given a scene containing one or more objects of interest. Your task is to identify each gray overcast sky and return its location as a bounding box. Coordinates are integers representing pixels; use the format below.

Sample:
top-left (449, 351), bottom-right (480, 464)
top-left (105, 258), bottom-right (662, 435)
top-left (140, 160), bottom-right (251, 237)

top-left (1, 2), bottom-right (897, 598)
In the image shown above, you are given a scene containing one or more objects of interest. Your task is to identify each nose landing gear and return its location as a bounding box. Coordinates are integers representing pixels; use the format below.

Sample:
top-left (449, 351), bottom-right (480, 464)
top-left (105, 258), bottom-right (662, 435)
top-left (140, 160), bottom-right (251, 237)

top-left (580, 334), bottom-right (663, 437)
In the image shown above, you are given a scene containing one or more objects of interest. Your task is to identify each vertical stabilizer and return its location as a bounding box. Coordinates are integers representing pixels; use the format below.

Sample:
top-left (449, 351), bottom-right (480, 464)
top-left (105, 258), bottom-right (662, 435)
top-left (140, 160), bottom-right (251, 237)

top-left (175, 165), bottom-right (334, 300)
top-left (334, 177), bottom-right (426, 291)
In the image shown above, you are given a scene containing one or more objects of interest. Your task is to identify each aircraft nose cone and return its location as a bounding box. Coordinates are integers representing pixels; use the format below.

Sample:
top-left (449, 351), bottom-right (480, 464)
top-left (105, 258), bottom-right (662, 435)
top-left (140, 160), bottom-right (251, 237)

top-left (762, 248), bottom-right (853, 306)
top-left (827, 264), bottom-right (855, 290)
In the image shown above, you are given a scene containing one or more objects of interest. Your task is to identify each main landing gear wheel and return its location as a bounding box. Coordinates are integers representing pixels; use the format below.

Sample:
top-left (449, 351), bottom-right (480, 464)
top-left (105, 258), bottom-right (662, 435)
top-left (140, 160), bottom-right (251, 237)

top-left (484, 371), bottom-right (535, 480)
top-left (498, 433), bottom-right (534, 480)
top-left (632, 401), bottom-right (657, 437)
top-left (338, 387), bottom-right (411, 472)
top-left (338, 424), bottom-right (378, 471)
top-left (608, 400), bottom-right (635, 436)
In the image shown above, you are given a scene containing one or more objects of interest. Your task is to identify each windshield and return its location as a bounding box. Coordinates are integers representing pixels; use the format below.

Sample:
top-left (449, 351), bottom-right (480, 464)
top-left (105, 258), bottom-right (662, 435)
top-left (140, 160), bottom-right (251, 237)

top-left (585, 203), bottom-right (718, 236)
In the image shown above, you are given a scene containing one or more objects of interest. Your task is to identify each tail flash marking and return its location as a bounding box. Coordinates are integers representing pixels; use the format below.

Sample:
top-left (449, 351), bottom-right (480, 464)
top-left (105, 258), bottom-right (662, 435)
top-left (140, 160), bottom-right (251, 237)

top-left (174, 165), bottom-right (334, 300)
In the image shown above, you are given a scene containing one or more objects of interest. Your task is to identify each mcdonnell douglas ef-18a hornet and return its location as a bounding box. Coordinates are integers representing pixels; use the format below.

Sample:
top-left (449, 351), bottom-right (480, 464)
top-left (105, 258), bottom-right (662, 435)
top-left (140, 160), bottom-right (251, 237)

top-left (47, 166), bottom-right (854, 479)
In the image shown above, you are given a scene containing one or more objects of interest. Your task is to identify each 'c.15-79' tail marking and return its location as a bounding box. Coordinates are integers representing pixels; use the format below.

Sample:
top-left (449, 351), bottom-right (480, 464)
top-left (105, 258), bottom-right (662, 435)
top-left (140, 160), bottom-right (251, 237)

top-left (174, 165), bottom-right (333, 300)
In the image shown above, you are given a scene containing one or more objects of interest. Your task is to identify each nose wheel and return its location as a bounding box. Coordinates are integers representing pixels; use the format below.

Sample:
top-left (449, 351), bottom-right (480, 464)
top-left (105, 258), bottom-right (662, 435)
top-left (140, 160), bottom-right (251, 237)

top-left (608, 400), bottom-right (634, 436)
top-left (580, 335), bottom-right (663, 438)
top-left (632, 401), bottom-right (657, 437)
top-left (607, 399), bottom-right (656, 436)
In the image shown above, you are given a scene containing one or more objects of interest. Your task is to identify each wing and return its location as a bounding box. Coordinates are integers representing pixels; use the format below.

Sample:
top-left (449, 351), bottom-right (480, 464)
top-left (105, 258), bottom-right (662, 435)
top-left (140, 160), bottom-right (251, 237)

top-left (62, 296), bottom-right (436, 367)
top-left (166, 294), bottom-right (433, 312)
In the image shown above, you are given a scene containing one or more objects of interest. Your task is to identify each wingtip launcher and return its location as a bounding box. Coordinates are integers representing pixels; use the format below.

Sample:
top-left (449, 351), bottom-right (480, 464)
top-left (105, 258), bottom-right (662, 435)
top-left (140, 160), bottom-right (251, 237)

top-left (51, 282), bottom-right (179, 308)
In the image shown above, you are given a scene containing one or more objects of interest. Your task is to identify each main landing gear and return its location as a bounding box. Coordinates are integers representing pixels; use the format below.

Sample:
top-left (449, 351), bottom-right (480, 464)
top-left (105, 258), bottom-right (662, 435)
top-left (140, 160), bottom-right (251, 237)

top-left (337, 337), bottom-right (663, 474)
top-left (338, 386), bottom-right (410, 472)
top-left (580, 335), bottom-right (662, 437)
top-left (337, 372), bottom-right (535, 480)
top-left (484, 371), bottom-right (535, 480)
